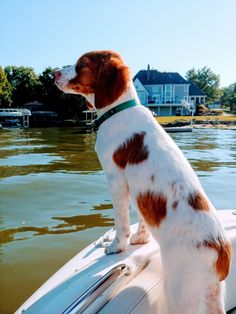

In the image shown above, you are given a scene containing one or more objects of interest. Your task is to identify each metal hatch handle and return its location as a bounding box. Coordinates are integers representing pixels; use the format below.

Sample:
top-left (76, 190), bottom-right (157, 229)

top-left (62, 263), bottom-right (131, 314)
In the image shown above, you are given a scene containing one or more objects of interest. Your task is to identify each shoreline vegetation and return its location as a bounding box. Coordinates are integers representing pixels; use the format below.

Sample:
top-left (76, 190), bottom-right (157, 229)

top-left (157, 115), bottom-right (236, 130)
top-left (1, 113), bottom-right (236, 130)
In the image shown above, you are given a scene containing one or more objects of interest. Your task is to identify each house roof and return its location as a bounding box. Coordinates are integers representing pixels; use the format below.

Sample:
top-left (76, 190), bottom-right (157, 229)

top-left (133, 78), bottom-right (148, 94)
top-left (134, 70), bottom-right (189, 85)
top-left (188, 81), bottom-right (206, 96)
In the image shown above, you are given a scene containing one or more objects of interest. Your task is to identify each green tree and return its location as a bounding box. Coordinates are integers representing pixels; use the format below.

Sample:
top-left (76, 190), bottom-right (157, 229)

top-left (186, 67), bottom-right (222, 103)
top-left (0, 66), bottom-right (13, 107)
top-left (38, 67), bottom-right (62, 107)
top-left (4, 66), bottom-right (40, 106)
top-left (3, 65), bottom-right (88, 120)
top-left (59, 93), bottom-right (87, 119)
top-left (221, 83), bottom-right (236, 112)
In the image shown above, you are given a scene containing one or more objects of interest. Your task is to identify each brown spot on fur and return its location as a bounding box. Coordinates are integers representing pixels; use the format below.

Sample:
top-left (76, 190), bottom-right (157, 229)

top-left (216, 241), bottom-right (232, 281)
top-left (172, 200), bottom-right (178, 210)
top-left (137, 191), bottom-right (167, 227)
top-left (200, 239), bottom-right (232, 281)
top-left (188, 191), bottom-right (210, 211)
top-left (113, 132), bottom-right (149, 169)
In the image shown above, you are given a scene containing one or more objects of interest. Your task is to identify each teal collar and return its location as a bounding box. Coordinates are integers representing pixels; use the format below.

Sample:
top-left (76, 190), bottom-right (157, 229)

top-left (93, 99), bottom-right (139, 130)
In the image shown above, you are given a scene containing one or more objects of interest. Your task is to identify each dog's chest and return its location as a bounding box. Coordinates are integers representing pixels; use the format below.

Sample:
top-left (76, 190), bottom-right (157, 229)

top-left (95, 107), bottom-right (149, 161)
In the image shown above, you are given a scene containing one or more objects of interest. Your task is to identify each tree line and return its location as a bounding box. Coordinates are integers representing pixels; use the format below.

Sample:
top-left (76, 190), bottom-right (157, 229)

top-left (186, 67), bottom-right (236, 112)
top-left (0, 65), bottom-right (235, 117)
top-left (0, 66), bottom-right (86, 119)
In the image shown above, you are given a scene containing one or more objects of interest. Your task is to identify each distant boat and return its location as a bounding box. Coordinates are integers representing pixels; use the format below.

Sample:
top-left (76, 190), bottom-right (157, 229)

top-left (15, 209), bottom-right (236, 314)
top-left (0, 108), bottom-right (31, 128)
top-left (164, 126), bottom-right (192, 133)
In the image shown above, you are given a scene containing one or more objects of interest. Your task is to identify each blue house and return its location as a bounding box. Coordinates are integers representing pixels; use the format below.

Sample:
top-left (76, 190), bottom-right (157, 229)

top-left (133, 65), bottom-right (206, 116)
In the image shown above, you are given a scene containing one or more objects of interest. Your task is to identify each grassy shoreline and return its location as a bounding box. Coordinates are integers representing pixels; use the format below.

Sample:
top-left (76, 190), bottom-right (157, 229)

top-left (157, 115), bottom-right (236, 125)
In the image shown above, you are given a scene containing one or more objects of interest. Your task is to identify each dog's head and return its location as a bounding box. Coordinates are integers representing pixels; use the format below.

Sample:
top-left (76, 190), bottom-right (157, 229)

top-left (54, 50), bottom-right (130, 110)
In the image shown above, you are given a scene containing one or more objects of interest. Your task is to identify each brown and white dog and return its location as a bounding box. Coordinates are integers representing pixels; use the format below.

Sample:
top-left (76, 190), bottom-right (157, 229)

top-left (54, 50), bottom-right (232, 314)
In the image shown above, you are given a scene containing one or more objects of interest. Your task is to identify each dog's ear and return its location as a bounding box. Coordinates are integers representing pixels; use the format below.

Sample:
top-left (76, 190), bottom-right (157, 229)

top-left (95, 53), bottom-right (130, 109)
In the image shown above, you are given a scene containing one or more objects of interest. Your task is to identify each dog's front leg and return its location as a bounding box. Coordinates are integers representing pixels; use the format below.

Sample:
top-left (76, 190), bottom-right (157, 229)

top-left (105, 174), bottom-right (130, 255)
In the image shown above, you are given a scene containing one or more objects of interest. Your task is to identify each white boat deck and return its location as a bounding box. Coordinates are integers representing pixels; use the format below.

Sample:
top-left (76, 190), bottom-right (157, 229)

top-left (16, 210), bottom-right (236, 314)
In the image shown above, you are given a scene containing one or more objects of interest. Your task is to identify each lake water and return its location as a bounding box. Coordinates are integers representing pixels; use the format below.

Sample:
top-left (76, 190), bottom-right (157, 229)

top-left (0, 127), bottom-right (235, 314)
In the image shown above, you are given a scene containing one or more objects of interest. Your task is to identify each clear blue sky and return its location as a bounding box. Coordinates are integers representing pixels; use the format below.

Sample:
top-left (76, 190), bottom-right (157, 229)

top-left (1, 0), bottom-right (235, 87)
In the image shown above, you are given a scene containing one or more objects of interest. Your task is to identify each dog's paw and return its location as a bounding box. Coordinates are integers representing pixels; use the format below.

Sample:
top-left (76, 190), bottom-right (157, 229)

top-left (130, 230), bottom-right (150, 245)
top-left (104, 238), bottom-right (127, 255)
top-left (94, 229), bottom-right (114, 248)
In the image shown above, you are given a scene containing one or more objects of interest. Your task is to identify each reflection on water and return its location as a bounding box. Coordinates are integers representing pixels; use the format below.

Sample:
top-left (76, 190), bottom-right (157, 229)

top-left (0, 213), bottom-right (113, 244)
top-left (0, 152), bottom-right (64, 166)
top-left (171, 130), bottom-right (236, 175)
top-left (0, 128), bottom-right (101, 178)
top-left (93, 203), bottom-right (113, 210)
top-left (0, 127), bottom-right (235, 314)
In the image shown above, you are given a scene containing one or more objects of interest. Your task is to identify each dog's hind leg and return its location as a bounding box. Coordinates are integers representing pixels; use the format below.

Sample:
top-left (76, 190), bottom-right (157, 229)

top-left (165, 276), bottom-right (205, 314)
top-left (130, 212), bottom-right (150, 245)
top-left (205, 281), bottom-right (225, 314)
top-left (162, 248), bottom-right (210, 314)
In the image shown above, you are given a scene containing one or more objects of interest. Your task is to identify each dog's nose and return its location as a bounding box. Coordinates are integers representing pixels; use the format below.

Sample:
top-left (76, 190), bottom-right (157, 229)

top-left (54, 70), bottom-right (62, 81)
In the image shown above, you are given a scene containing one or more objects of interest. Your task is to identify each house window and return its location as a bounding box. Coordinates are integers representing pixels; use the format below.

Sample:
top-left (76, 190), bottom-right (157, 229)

top-left (152, 95), bottom-right (160, 104)
top-left (152, 86), bottom-right (159, 93)
top-left (184, 85), bottom-right (188, 93)
top-left (165, 85), bottom-right (172, 103)
top-left (165, 85), bottom-right (171, 93)
top-left (184, 96), bottom-right (188, 101)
